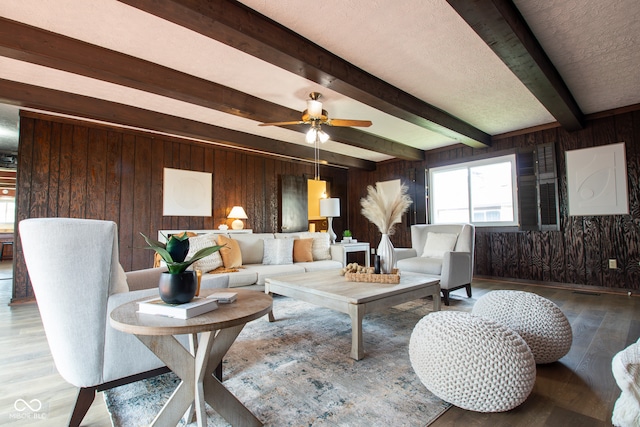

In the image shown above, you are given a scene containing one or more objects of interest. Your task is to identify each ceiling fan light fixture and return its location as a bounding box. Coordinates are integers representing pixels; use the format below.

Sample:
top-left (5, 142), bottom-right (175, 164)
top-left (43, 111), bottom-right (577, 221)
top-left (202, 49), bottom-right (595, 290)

top-left (306, 126), bottom-right (330, 144)
top-left (307, 99), bottom-right (323, 118)
top-left (318, 129), bottom-right (330, 143)
top-left (305, 127), bottom-right (316, 143)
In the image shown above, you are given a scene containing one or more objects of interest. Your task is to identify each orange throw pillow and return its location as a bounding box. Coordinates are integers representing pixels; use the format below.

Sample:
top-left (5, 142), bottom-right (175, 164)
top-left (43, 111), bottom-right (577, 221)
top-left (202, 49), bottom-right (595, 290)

top-left (218, 235), bottom-right (242, 268)
top-left (293, 238), bottom-right (314, 263)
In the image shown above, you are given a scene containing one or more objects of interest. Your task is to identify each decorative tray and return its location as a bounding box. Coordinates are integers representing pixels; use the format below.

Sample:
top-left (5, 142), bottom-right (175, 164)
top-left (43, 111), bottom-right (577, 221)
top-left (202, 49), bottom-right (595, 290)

top-left (344, 268), bottom-right (400, 284)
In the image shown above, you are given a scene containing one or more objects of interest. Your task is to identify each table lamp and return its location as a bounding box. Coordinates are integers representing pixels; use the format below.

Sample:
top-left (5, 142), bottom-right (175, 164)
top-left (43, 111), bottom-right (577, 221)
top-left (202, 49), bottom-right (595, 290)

top-left (320, 198), bottom-right (340, 244)
top-left (228, 206), bottom-right (248, 230)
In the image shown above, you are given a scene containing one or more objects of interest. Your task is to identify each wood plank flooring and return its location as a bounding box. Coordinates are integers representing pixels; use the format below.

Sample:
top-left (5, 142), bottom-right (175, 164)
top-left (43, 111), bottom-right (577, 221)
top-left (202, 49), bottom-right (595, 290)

top-left (1, 260), bottom-right (636, 426)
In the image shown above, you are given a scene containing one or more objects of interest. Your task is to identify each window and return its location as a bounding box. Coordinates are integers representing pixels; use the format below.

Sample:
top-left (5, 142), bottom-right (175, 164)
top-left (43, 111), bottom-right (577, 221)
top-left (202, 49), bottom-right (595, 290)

top-left (0, 197), bottom-right (15, 229)
top-left (429, 154), bottom-right (518, 227)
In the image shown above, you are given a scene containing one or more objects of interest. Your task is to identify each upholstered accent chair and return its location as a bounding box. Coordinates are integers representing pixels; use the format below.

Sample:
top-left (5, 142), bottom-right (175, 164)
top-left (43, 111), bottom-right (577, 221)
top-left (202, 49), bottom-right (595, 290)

top-left (19, 218), bottom-right (228, 426)
top-left (395, 223), bottom-right (475, 305)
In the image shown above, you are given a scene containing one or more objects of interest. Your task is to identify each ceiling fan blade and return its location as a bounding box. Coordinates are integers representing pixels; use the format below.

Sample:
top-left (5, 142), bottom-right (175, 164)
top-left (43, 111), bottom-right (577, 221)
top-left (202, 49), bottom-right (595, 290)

top-left (259, 120), bottom-right (306, 126)
top-left (326, 119), bottom-right (373, 127)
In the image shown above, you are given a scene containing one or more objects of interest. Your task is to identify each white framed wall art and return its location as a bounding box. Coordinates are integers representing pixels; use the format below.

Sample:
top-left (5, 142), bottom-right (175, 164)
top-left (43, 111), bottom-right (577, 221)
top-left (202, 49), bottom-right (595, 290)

top-left (566, 142), bottom-right (629, 216)
top-left (163, 168), bottom-right (212, 216)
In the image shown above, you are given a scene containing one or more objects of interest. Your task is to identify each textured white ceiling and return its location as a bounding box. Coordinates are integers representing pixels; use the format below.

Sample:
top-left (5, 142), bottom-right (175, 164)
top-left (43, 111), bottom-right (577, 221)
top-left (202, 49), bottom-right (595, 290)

top-left (513, 0), bottom-right (640, 114)
top-left (0, 0), bottom-right (638, 160)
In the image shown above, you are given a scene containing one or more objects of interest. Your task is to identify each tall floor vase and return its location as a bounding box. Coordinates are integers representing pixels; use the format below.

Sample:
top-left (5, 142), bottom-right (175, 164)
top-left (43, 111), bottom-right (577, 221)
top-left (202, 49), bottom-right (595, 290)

top-left (377, 233), bottom-right (396, 274)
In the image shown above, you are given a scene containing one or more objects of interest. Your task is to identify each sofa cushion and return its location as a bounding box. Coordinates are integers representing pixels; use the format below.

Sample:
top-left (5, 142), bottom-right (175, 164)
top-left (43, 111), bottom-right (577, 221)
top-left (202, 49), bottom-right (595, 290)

top-left (298, 260), bottom-right (343, 272)
top-left (218, 235), bottom-right (242, 268)
top-left (262, 238), bottom-right (294, 265)
top-left (111, 263), bottom-right (130, 295)
top-left (232, 233), bottom-right (274, 265)
top-left (422, 232), bottom-right (458, 258)
top-left (243, 263), bottom-right (305, 285)
top-left (225, 270), bottom-right (260, 288)
top-left (397, 256), bottom-right (443, 275)
top-left (293, 238), bottom-right (314, 262)
top-left (187, 233), bottom-right (223, 273)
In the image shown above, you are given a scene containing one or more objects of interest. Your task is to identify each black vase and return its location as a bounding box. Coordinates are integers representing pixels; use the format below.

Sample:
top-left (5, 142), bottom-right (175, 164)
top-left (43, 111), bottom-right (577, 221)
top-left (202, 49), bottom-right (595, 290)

top-left (158, 271), bottom-right (197, 304)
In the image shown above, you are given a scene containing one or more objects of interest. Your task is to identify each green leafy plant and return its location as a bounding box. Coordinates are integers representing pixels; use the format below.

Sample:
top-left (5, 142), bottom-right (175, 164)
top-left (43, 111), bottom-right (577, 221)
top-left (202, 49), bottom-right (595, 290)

top-left (343, 229), bottom-right (352, 237)
top-left (140, 232), bottom-right (225, 274)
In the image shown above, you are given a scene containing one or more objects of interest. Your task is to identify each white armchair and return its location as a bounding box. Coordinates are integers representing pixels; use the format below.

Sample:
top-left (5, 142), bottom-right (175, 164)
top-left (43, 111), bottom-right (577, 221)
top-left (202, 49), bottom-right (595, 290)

top-left (395, 224), bottom-right (475, 305)
top-left (19, 218), bottom-right (229, 426)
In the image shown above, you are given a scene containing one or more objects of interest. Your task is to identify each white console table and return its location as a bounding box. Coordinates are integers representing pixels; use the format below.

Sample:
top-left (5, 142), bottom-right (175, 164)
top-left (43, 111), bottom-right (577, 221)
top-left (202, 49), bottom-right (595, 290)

top-left (332, 242), bottom-right (370, 267)
top-left (158, 229), bottom-right (253, 242)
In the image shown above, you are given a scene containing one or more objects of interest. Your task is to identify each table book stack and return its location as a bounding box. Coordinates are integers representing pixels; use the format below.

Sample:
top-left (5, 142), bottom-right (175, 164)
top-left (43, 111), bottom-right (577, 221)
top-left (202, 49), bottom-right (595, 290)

top-left (138, 297), bottom-right (218, 319)
top-left (208, 292), bottom-right (238, 303)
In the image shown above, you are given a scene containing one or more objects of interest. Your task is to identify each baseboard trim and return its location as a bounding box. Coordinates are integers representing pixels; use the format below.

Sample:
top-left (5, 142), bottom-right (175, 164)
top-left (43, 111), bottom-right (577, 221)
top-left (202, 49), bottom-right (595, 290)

top-left (473, 275), bottom-right (633, 297)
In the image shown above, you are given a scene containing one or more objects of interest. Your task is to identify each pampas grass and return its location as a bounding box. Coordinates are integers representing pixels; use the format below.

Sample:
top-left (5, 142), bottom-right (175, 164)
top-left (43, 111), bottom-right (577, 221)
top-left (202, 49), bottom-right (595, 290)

top-left (360, 183), bottom-right (412, 235)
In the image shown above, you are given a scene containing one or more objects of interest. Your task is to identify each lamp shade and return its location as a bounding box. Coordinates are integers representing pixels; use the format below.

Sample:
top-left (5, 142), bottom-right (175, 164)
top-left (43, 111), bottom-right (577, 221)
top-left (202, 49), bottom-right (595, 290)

top-left (228, 206), bottom-right (248, 230)
top-left (320, 198), bottom-right (340, 218)
top-left (227, 206), bottom-right (248, 219)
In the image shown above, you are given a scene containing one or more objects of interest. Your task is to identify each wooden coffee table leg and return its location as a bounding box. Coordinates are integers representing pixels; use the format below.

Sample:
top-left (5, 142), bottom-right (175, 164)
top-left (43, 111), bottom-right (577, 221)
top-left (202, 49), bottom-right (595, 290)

top-left (432, 285), bottom-right (441, 311)
top-left (348, 303), bottom-right (365, 360)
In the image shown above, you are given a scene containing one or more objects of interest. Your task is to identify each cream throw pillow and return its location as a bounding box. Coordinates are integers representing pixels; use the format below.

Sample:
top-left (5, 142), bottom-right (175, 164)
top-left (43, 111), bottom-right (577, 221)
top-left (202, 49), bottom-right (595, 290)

top-left (187, 233), bottom-right (223, 273)
top-left (262, 238), bottom-right (294, 265)
top-left (311, 233), bottom-right (331, 260)
top-left (422, 232), bottom-right (458, 258)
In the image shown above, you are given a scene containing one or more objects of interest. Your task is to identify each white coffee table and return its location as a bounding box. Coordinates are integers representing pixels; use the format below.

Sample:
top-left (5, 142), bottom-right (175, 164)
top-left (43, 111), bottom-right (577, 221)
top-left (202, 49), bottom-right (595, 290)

top-left (265, 270), bottom-right (440, 360)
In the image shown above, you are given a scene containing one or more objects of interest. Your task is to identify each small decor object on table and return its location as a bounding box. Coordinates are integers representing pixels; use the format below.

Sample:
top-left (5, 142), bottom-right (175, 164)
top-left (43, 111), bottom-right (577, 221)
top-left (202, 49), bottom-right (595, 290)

top-left (138, 296), bottom-right (218, 319)
top-left (207, 291), bottom-right (238, 303)
top-left (340, 262), bottom-right (401, 284)
top-left (360, 180), bottom-right (412, 273)
top-left (342, 229), bottom-right (352, 243)
top-left (140, 232), bottom-right (224, 304)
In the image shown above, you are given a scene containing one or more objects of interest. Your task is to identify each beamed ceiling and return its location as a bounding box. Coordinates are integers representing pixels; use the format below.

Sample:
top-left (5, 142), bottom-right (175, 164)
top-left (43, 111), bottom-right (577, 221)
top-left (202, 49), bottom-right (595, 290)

top-left (0, 0), bottom-right (638, 170)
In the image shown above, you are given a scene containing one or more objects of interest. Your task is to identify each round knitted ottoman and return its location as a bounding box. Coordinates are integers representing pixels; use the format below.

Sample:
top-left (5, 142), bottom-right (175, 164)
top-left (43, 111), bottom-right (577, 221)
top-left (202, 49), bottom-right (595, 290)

top-left (472, 290), bottom-right (572, 364)
top-left (409, 311), bottom-right (536, 413)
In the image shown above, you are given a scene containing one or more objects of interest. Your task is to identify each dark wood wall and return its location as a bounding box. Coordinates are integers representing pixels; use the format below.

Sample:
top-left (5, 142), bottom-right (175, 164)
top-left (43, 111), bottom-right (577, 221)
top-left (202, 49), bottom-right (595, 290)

top-left (12, 112), bottom-right (348, 302)
top-left (348, 109), bottom-right (640, 293)
top-left (12, 109), bottom-right (640, 301)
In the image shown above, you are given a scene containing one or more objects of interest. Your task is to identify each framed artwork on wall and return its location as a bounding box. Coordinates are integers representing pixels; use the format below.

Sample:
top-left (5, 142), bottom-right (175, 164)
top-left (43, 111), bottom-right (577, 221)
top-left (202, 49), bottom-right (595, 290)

top-left (566, 142), bottom-right (629, 216)
top-left (163, 168), bottom-right (212, 216)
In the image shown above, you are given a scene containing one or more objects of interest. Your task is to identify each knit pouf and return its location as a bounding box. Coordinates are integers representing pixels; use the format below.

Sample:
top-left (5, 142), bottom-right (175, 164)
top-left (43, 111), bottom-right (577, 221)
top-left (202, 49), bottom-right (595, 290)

top-left (409, 311), bottom-right (536, 413)
top-left (472, 290), bottom-right (572, 364)
top-left (612, 338), bottom-right (640, 427)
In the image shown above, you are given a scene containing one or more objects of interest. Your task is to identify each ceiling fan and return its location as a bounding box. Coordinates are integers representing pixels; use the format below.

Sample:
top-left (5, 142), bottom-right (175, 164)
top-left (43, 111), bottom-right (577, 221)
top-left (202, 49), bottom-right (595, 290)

top-left (260, 92), bottom-right (372, 180)
top-left (258, 92), bottom-right (373, 138)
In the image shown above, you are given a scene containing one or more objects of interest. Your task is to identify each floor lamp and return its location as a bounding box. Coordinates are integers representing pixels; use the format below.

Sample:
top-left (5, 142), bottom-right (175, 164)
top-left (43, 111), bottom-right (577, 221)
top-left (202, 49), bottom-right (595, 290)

top-left (320, 198), bottom-right (340, 244)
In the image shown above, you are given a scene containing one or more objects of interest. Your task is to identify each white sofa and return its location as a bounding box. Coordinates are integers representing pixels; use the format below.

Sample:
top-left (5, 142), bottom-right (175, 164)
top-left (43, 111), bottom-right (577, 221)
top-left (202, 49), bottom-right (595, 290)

top-left (395, 224), bottom-right (475, 305)
top-left (162, 231), bottom-right (346, 290)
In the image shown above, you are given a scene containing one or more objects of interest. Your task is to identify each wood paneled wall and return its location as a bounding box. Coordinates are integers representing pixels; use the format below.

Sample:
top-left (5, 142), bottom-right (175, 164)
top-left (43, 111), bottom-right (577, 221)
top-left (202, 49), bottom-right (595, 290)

top-left (12, 112), bottom-right (347, 302)
top-left (348, 109), bottom-right (640, 292)
top-left (12, 109), bottom-right (640, 301)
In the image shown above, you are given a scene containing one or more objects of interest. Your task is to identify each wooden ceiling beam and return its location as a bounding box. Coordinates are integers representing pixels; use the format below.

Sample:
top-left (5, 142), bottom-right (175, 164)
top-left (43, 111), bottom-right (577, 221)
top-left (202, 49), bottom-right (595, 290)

top-left (0, 17), bottom-right (417, 161)
top-left (0, 79), bottom-right (375, 170)
top-left (446, 0), bottom-right (584, 131)
top-left (118, 0), bottom-right (491, 148)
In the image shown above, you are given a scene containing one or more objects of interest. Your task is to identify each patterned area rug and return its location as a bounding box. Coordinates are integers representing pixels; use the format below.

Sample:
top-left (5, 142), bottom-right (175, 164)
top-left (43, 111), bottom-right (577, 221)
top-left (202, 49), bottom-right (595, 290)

top-left (104, 295), bottom-right (449, 426)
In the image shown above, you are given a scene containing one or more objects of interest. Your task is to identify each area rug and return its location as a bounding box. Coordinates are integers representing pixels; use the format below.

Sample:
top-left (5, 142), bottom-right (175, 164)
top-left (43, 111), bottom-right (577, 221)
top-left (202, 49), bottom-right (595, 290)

top-left (104, 295), bottom-right (450, 426)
